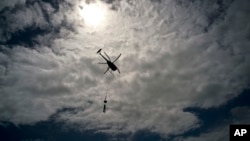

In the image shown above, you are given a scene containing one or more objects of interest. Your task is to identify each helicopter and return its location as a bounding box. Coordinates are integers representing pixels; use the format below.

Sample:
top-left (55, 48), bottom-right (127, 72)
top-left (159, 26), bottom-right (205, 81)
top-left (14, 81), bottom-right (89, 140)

top-left (97, 49), bottom-right (121, 74)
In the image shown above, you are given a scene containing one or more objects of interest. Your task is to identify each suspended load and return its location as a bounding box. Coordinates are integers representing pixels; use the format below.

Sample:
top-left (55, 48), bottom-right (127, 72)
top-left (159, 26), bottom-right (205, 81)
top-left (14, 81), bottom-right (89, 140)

top-left (103, 96), bottom-right (107, 113)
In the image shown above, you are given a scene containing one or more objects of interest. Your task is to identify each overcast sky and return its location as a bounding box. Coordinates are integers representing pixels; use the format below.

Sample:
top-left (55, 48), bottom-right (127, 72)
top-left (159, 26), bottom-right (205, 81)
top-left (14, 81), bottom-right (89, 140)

top-left (0, 0), bottom-right (250, 141)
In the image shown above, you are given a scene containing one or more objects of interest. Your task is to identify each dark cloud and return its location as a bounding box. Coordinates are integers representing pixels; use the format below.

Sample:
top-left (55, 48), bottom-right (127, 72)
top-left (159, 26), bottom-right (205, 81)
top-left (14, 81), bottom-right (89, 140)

top-left (0, 120), bottom-right (108, 141)
top-left (101, 0), bottom-right (116, 4)
top-left (3, 27), bottom-right (50, 47)
top-left (150, 0), bottom-right (162, 3)
top-left (0, 0), bottom-right (77, 47)
top-left (40, 0), bottom-right (62, 12)
top-left (204, 0), bottom-right (234, 32)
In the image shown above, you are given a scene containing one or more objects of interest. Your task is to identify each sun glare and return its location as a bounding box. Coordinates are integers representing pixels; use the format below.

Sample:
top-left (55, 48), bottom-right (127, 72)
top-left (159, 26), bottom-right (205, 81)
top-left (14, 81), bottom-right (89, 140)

top-left (80, 3), bottom-right (105, 27)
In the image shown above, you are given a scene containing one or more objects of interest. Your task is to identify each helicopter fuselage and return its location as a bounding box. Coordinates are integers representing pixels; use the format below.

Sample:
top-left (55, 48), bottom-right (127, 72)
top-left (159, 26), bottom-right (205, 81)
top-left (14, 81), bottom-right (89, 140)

top-left (107, 61), bottom-right (117, 71)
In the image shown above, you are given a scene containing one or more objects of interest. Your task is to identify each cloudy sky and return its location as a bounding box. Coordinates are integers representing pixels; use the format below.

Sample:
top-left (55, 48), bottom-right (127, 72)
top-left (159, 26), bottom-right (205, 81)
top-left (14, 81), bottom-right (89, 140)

top-left (0, 0), bottom-right (250, 140)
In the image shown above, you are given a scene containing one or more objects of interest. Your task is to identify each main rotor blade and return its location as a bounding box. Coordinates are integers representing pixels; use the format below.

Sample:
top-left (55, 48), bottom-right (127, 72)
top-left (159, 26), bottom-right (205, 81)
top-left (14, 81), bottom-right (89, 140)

top-left (117, 68), bottom-right (120, 73)
top-left (99, 53), bottom-right (108, 61)
top-left (97, 62), bottom-right (107, 64)
top-left (104, 67), bottom-right (109, 74)
top-left (104, 52), bottom-right (111, 61)
top-left (109, 70), bottom-right (114, 76)
top-left (113, 53), bottom-right (121, 63)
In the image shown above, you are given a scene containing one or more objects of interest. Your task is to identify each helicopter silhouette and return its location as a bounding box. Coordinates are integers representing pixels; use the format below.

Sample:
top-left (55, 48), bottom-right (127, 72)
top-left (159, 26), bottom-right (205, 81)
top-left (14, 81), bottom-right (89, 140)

top-left (97, 49), bottom-right (121, 74)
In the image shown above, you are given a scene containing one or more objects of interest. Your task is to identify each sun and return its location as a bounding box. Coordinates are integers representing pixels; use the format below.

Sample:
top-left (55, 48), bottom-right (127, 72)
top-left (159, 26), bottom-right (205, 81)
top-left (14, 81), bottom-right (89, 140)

top-left (80, 3), bottom-right (105, 27)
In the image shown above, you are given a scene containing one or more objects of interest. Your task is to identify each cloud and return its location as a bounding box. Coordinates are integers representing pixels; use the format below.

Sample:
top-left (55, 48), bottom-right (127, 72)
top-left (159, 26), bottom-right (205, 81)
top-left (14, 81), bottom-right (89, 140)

top-left (0, 0), bottom-right (250, 139)
top-left (231, 106), bottom-right (250, 123)
top-left (0, 2), bottom-right (48, 43)
top-left (174, 126), bottom-right (229, 141)
top-left (0, 0), bottom-right (78, 44)
top-left (0, 0), bottom-right (26, 11)
top-left (174, 106), bottom-right (250, 141)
